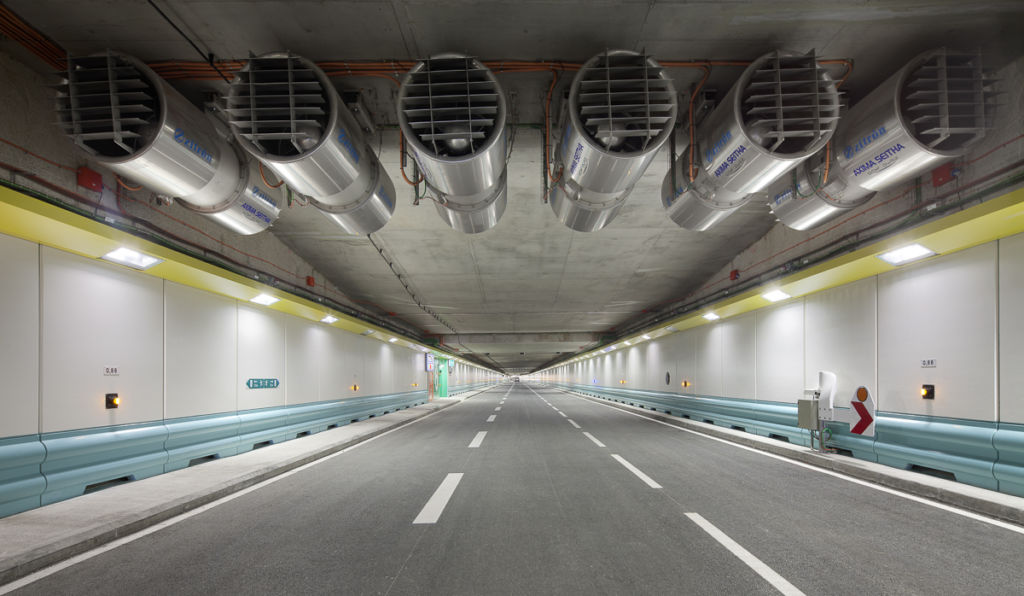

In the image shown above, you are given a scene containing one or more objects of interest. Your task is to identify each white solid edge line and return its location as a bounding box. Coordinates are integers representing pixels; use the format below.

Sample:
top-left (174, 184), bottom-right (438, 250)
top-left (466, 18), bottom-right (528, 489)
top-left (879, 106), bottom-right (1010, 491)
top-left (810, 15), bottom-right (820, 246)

top-left (468, 431), bottom-right (487, 448)
top-left (413, 473), bottom-right (464, 524)
top-left (0, 404), bottom-right (455, 594)
top-left (582, 432), bottom-right (606, 448)
top-left (567, 419), bottom-right (581, 429)
top-left (611, 454), bottom-right (662, 488)
top-left (486, 414), bottom-right (497, 422)
top-left (686, 512), bottom-right (805, 596)
top-left (567, 392), bottom-right (1024, 536)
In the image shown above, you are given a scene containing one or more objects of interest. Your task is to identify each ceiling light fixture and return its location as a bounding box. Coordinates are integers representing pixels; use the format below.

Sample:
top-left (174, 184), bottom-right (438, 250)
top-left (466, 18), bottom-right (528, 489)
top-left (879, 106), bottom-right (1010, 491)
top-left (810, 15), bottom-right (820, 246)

top-left (878, 243), bottom-right (936, 265)
top-left (762, 289), bottom-right (791, 302)
top-left (388, 337), bottom-right (398, 343)
top-left (641, 334), bottom-right (651, 340)
top-left (101, 247), bottom-right (162, 270)
top-left (250, 293), bottom-right (279, 306)
top-left (702, 312), bottom-right (720, 321)
top-left (320, 315), bottom-right (338, 324)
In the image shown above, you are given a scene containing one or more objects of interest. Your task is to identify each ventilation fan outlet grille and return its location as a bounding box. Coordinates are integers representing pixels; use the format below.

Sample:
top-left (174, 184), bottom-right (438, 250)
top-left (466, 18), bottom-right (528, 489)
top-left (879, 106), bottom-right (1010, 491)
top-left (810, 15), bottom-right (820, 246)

top-left (574, 52), bottom-right (675, 153)
top-left (225, 55), bottom-right (329, 157)
top-left (56, 53), bottom-right (158, 157)
top-left (741, 52), bottom-right (840, 154)
top-left (400, 56), bottom-right (501, 157)
top-left (902, 50), bottom-right (992, 152)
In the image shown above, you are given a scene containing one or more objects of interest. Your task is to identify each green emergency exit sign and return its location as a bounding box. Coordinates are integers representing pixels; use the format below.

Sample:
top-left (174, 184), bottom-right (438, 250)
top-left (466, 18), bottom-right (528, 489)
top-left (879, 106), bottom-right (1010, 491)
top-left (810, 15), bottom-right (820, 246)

top-left (246, 378), bottom-right (280, 389)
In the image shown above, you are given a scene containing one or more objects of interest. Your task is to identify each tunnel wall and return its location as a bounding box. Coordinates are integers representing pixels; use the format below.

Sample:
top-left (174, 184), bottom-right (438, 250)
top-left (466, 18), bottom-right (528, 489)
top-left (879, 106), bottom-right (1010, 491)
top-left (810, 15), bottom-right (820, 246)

top-left (0, 232), bottom-right (497, 517)
top-left (539, 232), bottom-right (1024, 496)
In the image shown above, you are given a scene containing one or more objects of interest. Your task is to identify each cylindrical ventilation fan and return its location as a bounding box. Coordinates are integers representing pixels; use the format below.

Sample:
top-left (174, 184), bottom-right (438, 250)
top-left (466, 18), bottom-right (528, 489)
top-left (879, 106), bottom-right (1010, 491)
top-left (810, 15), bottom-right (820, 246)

top-left (760, 149), bottom-right (875, 231)
top-left (55, 51), bottom-right (281, 235)
top-left (398, 54), bottom-right (508, 234)
top-left (766, 48), bottom-right (994, 231)
top-left (551, 50), bottom-right (677, 232)
top-left (226, 53), bottom-right (395, 235)
top-left (663, 50), bottom-right (840, 231)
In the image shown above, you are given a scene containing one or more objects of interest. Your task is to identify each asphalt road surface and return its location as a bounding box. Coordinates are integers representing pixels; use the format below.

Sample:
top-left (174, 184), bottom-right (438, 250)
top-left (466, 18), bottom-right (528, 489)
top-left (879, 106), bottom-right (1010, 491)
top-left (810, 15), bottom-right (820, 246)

top-left (8, 383), bottom-right (1024, 595)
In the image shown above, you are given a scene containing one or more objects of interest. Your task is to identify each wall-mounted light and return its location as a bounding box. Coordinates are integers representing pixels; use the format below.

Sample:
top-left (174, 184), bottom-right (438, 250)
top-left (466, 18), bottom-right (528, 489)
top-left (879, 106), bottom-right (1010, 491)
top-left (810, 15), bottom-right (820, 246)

top-left (102, 247), bottom-right (163, 270)
top-left (250, 293), bottom-right (279, 306)
top-left (921, 384), bottom-right (935, 400)
top-left (879, 243), bottom-right (935, 265)
top-left (702, 312), bottom-right (720, 321)
top-left (681, 380), bottom-right (692, 388)
top-left (619, 379), bottom-right (626, 384)
top-left (105, 393), bottom-right (120, 409)
top-left (762, 289), bottom-right (791, 303)
top-left (351, 384), bottom-right (359, 391)
top-left (320, 314), bottom-right (339, 324)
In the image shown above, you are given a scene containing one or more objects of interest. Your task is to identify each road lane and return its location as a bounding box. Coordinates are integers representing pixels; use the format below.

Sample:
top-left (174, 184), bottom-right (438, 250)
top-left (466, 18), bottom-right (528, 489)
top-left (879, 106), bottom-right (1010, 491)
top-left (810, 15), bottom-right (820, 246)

top-left (540, 385), bottom-right (1024, 595)
top-left (7, 382), bottom-right (1023, 595)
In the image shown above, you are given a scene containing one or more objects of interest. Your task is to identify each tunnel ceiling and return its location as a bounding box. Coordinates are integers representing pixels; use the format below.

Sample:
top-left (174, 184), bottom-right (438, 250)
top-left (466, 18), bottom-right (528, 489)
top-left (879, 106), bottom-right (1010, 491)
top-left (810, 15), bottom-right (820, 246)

top-left (4, 0), bottom-right (1023, 372)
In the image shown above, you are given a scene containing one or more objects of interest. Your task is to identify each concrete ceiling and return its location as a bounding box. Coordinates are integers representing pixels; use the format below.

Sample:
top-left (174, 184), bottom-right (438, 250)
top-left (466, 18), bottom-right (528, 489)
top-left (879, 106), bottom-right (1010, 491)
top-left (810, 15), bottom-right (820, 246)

top-left (6, 0), bottom-right (1023, 372)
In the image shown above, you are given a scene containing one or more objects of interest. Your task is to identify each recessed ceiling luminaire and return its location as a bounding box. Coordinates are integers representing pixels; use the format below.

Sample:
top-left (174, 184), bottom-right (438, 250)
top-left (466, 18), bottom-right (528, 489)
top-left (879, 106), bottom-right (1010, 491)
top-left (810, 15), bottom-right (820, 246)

top-left (762, 290), bottom-right (791, 303)
top-left (878, 243), bottom-right (936, 265)
top-left (250, 293), bottom-right (279, 306)
top-left (102, 247), bottom-right (163, 270)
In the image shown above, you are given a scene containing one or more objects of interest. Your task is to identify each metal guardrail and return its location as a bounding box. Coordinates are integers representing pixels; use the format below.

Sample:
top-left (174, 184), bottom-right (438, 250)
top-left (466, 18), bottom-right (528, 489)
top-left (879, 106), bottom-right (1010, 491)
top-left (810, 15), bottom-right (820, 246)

top-left (0, 390), bottom-right (428, 518)
top-left (554, 383), bottom-right (1024, 498)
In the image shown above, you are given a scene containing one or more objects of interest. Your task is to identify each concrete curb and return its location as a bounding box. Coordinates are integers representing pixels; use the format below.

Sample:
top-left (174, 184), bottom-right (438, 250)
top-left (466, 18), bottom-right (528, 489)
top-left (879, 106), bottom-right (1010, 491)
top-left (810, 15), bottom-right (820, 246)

top-left (0, 398), bottom-right (468, 586)
top-left (561, 389), bottom-right (1024, 527)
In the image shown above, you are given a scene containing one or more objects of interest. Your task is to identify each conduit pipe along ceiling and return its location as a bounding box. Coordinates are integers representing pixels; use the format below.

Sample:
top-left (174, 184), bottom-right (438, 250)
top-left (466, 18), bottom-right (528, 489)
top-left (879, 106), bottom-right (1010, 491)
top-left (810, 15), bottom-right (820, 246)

top-left (55, 51), bottom-right (283, 235)
top-left (226, 52), bottom-right (395, 235)
top-left (765, 48), bottom-right (996, 231)
top-left (662, 50), bottom-right (841, 232)
top-left (398, 54), bottom-right (509, 234)
top-left (550, 50), bottom-right (678, 232)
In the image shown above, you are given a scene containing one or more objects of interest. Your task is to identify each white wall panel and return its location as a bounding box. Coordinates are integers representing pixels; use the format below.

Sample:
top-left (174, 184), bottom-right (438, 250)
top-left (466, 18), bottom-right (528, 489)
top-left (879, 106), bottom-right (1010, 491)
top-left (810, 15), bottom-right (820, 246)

top-left (755, 301), bottom-right (804, 403)
top-left (0, 233), bottom-right (39, 437)
top-left (878, 243), bottom-right (997, 420)
top-left (322, 329), bottom-right (362, 400)
top-left (721, 313), bottom-right (756, 399)
top-left (373, 343), bottom-right (395, 395)
top-left (626, 344), bottom-right (645, 389)
top-left (805, 277), bottom-right (877, 409)
top-left (285, 318), bottom-right (326, 405)
top-left (165, 282), bottom-right (236, 418)
top-left (41, 249), bottom-right (163, 432)
top-left (237, 304), bottom-right (286, 410)
top-left (669, 330), bottom-right (695, 393)
top-left (999, 233), bottom-right (1024, 423)
top-left (693, 323), bottom-right (723, 396)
